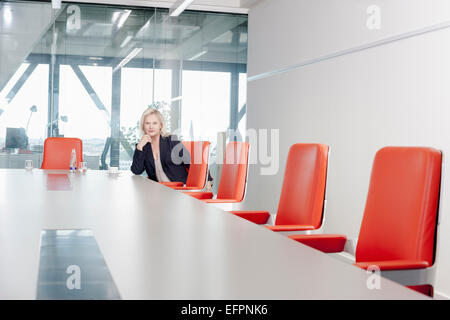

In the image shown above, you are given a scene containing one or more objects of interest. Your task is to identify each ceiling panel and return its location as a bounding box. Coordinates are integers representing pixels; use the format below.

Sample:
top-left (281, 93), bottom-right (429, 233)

top-left (72, 0), bottom-right (258, 14)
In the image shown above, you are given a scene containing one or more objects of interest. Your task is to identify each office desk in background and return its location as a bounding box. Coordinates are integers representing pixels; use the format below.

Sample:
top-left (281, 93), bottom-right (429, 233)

top-left (0, 169), bottom-right (429, 299)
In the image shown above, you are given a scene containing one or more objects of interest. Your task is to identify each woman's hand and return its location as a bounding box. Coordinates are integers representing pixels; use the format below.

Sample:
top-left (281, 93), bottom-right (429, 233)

top-left (206, 181), bottom-right (213, 192)
top-left (137, 135), bottom-right (152, 151)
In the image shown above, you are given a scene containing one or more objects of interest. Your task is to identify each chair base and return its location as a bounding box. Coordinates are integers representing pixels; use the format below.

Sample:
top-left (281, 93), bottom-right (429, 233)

top-left (184, 192), bottom-right (213, 200)
top-left (408, 285), bottom-right (433, 297)
top-left (289, 234), bottom-right (347, 253)
top-left (230, 211), bottom-right (270, 224)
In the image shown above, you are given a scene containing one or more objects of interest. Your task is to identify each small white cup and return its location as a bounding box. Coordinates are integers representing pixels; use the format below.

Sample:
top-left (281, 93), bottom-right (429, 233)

top-left (25, 159), bottom-right (33, 170)
top-left (109, 166), bottom-right (119, 174)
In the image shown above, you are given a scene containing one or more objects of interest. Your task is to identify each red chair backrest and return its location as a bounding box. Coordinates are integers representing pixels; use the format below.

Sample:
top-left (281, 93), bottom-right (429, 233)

top-left (182, 141), bottom-right (192, 155)
top-left (275, 144), bottom-right (329, 228)
top-left (41, 137), bottom-right (83, 170)
top-left (356, 147), bottom-right (441, 266)
top-left (217, 141), bottom-right (250, 201)
top-left (183, 141), bottom-right (210, 189)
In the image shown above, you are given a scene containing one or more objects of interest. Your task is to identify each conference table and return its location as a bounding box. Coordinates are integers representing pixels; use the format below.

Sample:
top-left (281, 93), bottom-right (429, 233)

top-left (0, 168), bottom-right (428, 299)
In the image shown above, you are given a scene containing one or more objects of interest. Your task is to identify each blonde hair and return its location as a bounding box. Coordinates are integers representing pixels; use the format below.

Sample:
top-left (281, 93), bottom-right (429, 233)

top-left (139, 108), bottom-right (170, 137)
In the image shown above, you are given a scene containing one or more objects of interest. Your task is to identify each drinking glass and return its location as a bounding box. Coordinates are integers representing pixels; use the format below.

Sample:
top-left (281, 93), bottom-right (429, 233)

top-left (78, 162), bottom-right (87, 173)
top-left (25, 159), bottom-right (33, 170)
top-left (109, 166), bottom-right (119, 174)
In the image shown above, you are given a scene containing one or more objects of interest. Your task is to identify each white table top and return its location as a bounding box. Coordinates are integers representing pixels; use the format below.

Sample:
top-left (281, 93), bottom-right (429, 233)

top-left (0, 169), bottom-right (428, 299)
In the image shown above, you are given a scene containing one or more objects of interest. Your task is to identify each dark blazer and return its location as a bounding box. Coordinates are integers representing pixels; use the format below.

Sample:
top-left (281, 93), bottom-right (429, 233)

top-left (131, 135), bottom-right (190, 183)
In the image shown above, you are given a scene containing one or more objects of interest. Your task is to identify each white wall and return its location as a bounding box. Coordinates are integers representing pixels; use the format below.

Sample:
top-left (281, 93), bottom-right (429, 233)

top-left (242, 0), bottom-right (450, 298)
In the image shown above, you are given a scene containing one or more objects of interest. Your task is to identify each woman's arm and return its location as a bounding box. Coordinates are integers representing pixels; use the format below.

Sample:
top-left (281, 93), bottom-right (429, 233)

top-left (130, 146), bottom-right (146, 175)
top-left (131, 135), bottom-right (152, 175)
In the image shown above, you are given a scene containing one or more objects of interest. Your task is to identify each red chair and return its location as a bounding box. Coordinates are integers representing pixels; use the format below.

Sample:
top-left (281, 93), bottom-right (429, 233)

top-left (160, 141), bottom-right (211, 190)
top-left (160, 141), bottom-right (191, 188)
top-left (185, 141), bottom-right (249, 203)
top-left (41, 137), bottom-right (83, 170)
top-left (230, 143), bottom-right (329, 232)
top-left (289, 147), bottom-right (442, 296)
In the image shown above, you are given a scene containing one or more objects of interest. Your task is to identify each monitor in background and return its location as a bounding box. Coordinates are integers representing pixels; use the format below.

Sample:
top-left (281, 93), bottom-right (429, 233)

top-left (5, 127), bottom-right (29, 149)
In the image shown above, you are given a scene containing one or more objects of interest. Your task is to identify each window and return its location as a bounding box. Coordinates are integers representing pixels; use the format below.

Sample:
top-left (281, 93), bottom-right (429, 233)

top-left (0, 1), bottom-right (247, 171)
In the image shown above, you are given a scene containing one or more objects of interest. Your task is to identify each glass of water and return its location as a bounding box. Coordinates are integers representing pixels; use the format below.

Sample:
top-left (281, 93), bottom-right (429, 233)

top-left (25, 160), bottom-right (33, 170)
top-left (78, 162), bottom-right (87, 173)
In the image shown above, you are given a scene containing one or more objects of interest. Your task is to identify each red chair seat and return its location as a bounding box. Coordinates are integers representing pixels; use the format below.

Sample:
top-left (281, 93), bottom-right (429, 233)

top-left (160, 182), bottom-right (184, 187)
top-left (354, 260), bottom-right (430, 271)
top-left (184, 192), bottom-right (213, 200)
top-left (266, 225), bottom-right (315, 232)
top-left (203, 199), bottom-right (242, 203)
top-left (173, 186), bottom-right (204, 190)
top-left (230, 211), bottom-right (270, 224)
top-left (289, 234), bottom-right (347, 253)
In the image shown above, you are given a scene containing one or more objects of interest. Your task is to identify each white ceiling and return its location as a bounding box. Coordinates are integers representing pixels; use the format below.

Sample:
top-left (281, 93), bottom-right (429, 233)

top-left (0, 0), bottom-right (252, 92)
top-left (239, 0), bottom-right (261, 8)
top-left (72, 0), bottom-right (261, 14)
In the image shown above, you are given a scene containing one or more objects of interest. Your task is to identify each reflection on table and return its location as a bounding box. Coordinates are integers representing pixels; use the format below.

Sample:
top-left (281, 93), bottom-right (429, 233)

top-left (0, 151), bottom-right (100, 169)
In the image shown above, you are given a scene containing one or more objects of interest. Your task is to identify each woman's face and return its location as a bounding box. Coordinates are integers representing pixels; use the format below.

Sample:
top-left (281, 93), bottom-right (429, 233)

top-left (143, 114), bottom-right (162, 137)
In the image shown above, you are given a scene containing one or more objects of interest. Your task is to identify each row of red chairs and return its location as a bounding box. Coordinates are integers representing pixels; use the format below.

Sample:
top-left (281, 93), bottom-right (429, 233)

top-left (39, 137), bottom-right (440, 297)
top-left (247, 145), bottom-right (440, 297)
top-left (174, 142), bottom-right (440, 297)
top-left (163, 141), bottom-right (250, 203)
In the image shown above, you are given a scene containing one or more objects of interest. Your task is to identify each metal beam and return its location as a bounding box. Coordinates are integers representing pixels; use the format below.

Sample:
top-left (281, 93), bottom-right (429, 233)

top-left (4, 63), bottom-right (38, 103)
top-left (170, 60), bottom-right (182, 132)
top-left (110, 69), bottom-right (121, 167)
top-left (27, 53), bottom-right (246, 73)
top-left (237, 103), bottom-right (246, 123)
top-left (71, 64), bottom-right (109, 113)
top-left (70, 63), bottom-right (134, 162)
top-left (119, 131), bottom-right (134, 159)
top-left (229, 29), bottom-right (240, 133)
top-left (229, 70), bottom-right (239, 131)
top-left (100, 137), bottom-right (111, 170)
top-left (47, 56), bottom-right (60, 137)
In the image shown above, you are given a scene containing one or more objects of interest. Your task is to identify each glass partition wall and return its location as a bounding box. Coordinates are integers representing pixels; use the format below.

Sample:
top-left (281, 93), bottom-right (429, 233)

top-left (0, 1), bottom-right (248, 173)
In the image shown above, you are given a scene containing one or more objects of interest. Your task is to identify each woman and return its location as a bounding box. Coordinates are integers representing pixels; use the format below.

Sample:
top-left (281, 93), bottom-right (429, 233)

top-left (131, 108), bottom-right (212, 189)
